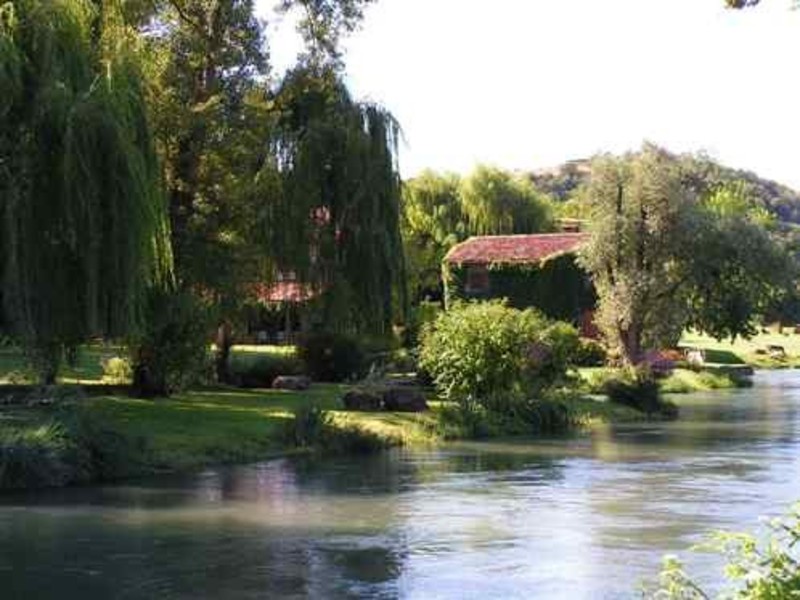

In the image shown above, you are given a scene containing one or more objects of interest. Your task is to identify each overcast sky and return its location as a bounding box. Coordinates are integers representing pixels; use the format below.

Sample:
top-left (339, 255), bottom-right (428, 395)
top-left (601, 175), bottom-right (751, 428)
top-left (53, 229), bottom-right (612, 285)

top-left (256, 0), bottom-right (800, 187)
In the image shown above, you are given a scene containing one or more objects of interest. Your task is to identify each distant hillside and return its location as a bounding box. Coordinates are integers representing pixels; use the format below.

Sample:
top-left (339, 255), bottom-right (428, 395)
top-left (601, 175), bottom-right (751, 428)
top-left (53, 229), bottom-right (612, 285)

top-left (529, 154), bottom-right (800, 226)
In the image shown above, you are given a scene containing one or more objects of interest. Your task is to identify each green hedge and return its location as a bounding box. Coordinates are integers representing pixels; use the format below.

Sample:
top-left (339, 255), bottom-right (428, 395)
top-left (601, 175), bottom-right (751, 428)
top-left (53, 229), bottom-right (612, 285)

top-left (444, 253), bottom-right (595, 323)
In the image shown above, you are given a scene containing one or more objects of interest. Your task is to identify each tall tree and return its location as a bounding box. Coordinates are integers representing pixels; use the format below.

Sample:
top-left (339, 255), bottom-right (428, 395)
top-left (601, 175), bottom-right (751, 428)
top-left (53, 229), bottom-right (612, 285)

top-left (579, 144), bottom-right (794, 364)
top-left (0, 0), bottom-right (171, 383)
top-left (141, 0), bottom-right (273, 382)
top-left (278, 0), bottom-right (375, 67)
top-left (459, 165), bottom-right (554, 235)
top-left (269, 65), bottom-right (405, 334)
top-left (579, 146), bottom-right (694, 364)
top-left (401, 170), bottom-right (464, 302)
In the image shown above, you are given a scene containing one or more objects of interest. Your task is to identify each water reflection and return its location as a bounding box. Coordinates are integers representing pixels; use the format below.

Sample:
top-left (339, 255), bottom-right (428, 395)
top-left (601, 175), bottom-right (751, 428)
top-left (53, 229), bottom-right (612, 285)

top-left (2, 371), bottom-right (800, 598)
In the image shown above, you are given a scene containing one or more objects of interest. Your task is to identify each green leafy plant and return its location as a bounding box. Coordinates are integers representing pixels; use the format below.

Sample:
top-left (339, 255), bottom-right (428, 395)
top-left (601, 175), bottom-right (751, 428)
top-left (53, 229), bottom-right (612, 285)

top-left (600, 367), bottom-right (676, 417)
top-left (297, 332), bottom-right (366, 383)
top-left (129, 289), bottom-right (213, 397)
top-left (418, 300), bottom-right (579, 409)
top-left (229, 350), bottom-right (305, 388)
top-left (574, 338), bottom-right (608, 367)
top-left (644, 503), bottom-right (800, 598)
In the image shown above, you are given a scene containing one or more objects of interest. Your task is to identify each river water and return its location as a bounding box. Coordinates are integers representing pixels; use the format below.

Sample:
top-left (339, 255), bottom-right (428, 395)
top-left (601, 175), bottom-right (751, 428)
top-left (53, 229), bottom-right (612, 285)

top-left (2, 371), bottom-right (800, 599)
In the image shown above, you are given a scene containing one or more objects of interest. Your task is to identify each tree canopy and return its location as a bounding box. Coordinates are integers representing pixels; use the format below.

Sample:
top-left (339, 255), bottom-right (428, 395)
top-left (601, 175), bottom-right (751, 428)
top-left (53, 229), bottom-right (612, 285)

top-left (578, 144), bottom-right (793, 364)
top-left (270, 65), bottom-right (405, 334)
top-left (0, 0), bottom-right (171, 381)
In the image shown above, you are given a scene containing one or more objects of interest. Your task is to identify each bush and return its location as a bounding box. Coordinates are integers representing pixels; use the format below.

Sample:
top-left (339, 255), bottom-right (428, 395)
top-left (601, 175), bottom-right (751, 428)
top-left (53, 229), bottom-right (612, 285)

top-left (297, 332), bottom-right (366, 382)
top-left (130, 289), bottom-right (213, 396)
top-left (0, 406), bottom-right (146, 489)
top-left (0, 423), bottom-right (74, 489)
top-left (281, 406), bottom-right (388, 454)
top-left (438, 393), bottom-right (579, 440)
top-left (61, 407), bottom-right (146, 481)
top-left (645, 503), bottom-right (800, 599)
top-left (418, 300), bottom-right (579, 408)
top-left (230, 349), bottom-right (305, 388)
top-left (600, 368), bottom-right (677, 417)
top-left (574, 338), bottom-right (607, 367)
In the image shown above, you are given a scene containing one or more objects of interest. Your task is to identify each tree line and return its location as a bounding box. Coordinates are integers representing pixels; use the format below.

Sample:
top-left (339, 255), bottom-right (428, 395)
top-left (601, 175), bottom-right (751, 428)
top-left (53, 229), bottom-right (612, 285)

top-left (0, 0), bottom-right (405, 390)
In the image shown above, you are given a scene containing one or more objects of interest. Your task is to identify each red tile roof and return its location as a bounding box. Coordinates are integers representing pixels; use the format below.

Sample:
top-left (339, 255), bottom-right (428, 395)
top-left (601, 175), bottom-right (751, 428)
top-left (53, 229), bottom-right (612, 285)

top-left (254, 281), bottom-right (319, 304)
top-left (444, 233), bottom-right (589, 265)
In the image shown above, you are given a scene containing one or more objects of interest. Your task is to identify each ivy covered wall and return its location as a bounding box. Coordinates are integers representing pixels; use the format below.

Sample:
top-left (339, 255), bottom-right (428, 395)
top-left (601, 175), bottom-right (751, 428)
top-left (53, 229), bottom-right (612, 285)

top-left (443, 253), bottom-right (595, 323)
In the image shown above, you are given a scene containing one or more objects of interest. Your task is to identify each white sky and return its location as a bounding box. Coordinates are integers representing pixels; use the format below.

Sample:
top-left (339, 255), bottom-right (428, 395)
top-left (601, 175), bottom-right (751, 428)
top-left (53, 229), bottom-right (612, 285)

top-left (256, 0), bottom-right (800, 187)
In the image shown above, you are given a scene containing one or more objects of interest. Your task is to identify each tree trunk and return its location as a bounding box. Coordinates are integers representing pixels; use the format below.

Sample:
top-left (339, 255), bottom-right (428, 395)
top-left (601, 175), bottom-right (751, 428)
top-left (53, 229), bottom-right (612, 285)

top-left (619, 323), bottom-right (643, 366)
top-left (215, 321), bottom-right (233, 384)
top-left (131, 347), bottom-right (168, 398)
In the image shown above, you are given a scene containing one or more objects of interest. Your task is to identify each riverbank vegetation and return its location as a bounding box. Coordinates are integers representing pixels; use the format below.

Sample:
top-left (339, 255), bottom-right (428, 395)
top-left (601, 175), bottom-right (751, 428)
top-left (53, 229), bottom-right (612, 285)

top-left (645, 502), bottom-right (800, 599)
top-left (1, 1), bottom-right (800, 498)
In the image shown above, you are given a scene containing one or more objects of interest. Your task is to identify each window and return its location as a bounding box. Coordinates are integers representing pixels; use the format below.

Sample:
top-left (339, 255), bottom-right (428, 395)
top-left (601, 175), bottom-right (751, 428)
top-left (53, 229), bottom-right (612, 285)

top-left (465, 266), bottom-right (490, 293)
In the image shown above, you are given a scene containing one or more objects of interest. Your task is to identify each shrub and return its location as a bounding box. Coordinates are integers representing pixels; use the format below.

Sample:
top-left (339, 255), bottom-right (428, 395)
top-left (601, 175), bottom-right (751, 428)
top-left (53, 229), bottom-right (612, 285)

top-left (574, 338), bottom-right (607, 367)
top-left (405, 300), bottom-right (443, 345)
top-left (418, 301), bottom-right (579, 408)
top-left (438, 393), bottom-right (578, 440)
top-left (0, 423), bottom-right (74, 489)
top-left (645, 503), bottom-right (800, 599)
top-left (0, 404), bottom-right (147, 490)
top-left (601, 368), bottom-right (677, 417)
top-left (230, 349), bottom-right (305, 388)
top-left (130, 289), bottom-right (213, 397)
top-left (60, 407), bottom-right (147, 481)
top-left (297, 332), bottom-right (366, 383)
top-left (281, 406), bottom-right (388, 454)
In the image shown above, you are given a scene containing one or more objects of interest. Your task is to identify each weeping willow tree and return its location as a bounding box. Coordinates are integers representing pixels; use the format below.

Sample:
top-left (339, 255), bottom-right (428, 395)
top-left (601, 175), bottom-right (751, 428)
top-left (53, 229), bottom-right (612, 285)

top-left (459, 165), bottom-right (554, 235)
top-left (0, 0), bottom-right (171, 383)
top-left (265, 66), bottom-right (405, 334)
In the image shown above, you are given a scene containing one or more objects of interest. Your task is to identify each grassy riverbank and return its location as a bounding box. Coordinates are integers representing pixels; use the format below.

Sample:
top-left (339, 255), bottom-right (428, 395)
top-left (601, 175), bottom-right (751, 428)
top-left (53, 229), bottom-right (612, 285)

top-left (0, 381), bottom-right (642, 489)
top-left (0, 341), bottom-right (690, 489)
top-left (680, 329), bottom-right (800, 369)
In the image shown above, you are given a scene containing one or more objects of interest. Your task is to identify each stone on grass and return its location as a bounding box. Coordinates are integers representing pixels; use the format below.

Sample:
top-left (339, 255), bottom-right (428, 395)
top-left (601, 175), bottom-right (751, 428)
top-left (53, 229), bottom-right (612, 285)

top-left (342, 390), bottom-right (383, 411)
top-left (272, 375), bottom-right (311, 391)
top-left (382, 387), bottom-right (428, 412)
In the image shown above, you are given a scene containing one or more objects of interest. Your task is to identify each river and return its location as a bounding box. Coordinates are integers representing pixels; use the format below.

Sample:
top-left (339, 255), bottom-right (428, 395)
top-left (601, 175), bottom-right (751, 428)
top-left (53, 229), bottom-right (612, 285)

top-left (2, 371), bottom-right (800, 599)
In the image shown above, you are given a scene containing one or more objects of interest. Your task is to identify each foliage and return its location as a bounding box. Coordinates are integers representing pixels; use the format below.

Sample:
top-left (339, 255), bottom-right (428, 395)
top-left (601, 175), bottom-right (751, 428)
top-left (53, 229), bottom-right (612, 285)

top-left (578, 144), bottom-right (794, 365)
top-left (404, 300), bottom-right (442, 346)
top-left (0, 0), bottom-right (171, 383)
top-left (229, 347), bottom-right (305, 388)
top-left (459, 165), bottom-right (554, 235)
top-left (574, 338), bottom-right (608, 367)
top-left (685, 184), bottom-right (795, 341)
top-left (281, 405), bottom-right (388, 454)
top-left (278, 0), bottom-right (376, 67)
top-left (402, 171), bottom-right (465, 301)
top-left (0, 403), bottom-right (145, 489)
top-left (270, 65), bottom-right (406, 334)
top-left (297, 331), bottom-right (366, 382)
top-left (645, 502), bottom-right (800, 599)
top-left (418, 301), bottom-right (579, 408)
top-left (0, 422), bottom-right (73, 489)
top-left (578, 145), bottom-right (694, 363)
top-left (659, 368), bottom-right (750, 394)
top-left (598, 367), bottom-right (677, 417)
top-left (282, 404), bottom-right (332, 448)
top-left (129, 288), bottom-right (213, 396)
top-left (444, 253), bottom-right (595, 323)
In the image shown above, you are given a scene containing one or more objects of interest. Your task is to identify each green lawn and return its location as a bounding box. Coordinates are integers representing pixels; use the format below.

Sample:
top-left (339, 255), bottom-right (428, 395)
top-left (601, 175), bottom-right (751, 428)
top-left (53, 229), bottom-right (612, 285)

top-left (0, 344), bottom-right (125, 384)
top-left (0, 382), bottom-right (441, 474)
top-left (0, 344), bottom-right (300, 385)
top-left (680, 329), bottom-right (800, 368)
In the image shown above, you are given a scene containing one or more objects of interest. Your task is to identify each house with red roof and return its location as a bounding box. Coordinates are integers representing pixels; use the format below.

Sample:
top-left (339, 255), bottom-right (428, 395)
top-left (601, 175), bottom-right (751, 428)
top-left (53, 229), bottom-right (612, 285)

top-left (443, 232), bottom-right (597, 335)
